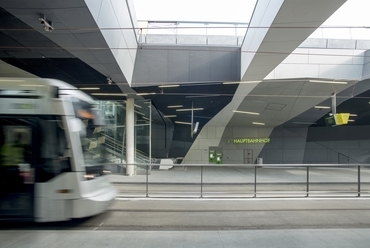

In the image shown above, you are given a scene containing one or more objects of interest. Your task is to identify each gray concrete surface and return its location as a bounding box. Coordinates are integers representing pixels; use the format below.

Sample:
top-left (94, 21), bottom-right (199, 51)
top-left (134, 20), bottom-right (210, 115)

top-left (1, 229), bottom-right (370, 248)
top-left (2, 167), bottom-right (370, 247)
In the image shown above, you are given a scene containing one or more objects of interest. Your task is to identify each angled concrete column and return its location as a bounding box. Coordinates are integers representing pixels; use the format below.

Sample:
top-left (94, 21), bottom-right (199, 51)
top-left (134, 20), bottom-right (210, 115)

top-left (126, 97), bottom-right (135, 176)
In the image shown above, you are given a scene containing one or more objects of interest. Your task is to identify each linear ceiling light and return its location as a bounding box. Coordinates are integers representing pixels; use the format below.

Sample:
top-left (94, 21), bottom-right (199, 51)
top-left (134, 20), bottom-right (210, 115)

top-left (91, 93), bottom-right (127, 96)
top-left (252, 122), bottom-right (265, 125)
top-left (223, 80), bottom-right (261, 85)
top-left (164, 115), bottom-right (177, 118)
top-left (135, 111), bottom-right (145, 116)
top-left (348, 119), bottom-right (355, 122)
top-left (309, 80), bottom-right (347, 85)
top-left (79, 87), bottom-right (100, 90)
top-left (167, 105), bottom-right (183, 108)
top-left (158, 84), bottom-right (180, 88)
top-left (314, 105), bottom-right (330, 109)
top-left (176, 108), bottom-right (204, 111)
top-left (349, 114), bottom-right (357, 116)
top-left (233, 110), bottom-right (260, 115)
top-left (137, 92), bottom-right (156, 96)
top-left (175, 121), bottom-right (192, 125)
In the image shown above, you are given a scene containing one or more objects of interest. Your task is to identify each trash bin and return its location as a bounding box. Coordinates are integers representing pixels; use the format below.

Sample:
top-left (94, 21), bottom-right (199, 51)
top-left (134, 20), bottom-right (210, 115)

top-left (257, 157), bottom-right (263, 164)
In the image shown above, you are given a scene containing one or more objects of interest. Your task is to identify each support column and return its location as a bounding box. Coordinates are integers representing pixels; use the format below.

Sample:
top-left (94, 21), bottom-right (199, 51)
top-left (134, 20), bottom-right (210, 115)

top-left (126, 97), bottom-right (135, 176)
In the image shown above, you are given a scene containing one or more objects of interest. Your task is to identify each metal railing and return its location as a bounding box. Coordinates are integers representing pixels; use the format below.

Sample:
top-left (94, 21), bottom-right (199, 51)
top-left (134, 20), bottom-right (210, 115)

top-left (110, 163), bottom-right (370, 198)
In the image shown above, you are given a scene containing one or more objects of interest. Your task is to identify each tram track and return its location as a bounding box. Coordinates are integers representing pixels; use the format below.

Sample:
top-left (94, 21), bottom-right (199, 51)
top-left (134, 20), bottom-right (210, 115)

top-left (3, 199), bottom-right (370, 231)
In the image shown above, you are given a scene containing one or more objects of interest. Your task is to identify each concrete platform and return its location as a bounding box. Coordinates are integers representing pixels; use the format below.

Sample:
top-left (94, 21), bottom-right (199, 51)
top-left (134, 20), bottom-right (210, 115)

top-left (2, 166), bottom-right (370, 247)
top-left (1, 229), bottom-right (370, 248)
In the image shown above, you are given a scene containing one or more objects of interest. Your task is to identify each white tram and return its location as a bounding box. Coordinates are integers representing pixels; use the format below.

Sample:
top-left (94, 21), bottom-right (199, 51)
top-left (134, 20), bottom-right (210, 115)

top-left (0, 78), bottom-right (117, 222)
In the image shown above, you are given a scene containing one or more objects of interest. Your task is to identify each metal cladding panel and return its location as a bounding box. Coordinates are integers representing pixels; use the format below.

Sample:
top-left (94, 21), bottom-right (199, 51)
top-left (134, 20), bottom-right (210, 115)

top-left (132, 46), bottom-right (240, 86)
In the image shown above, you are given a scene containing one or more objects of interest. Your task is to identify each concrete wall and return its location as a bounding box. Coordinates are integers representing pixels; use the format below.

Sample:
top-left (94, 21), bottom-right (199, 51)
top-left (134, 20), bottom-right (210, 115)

top-left (151, 122), bottom-right (174, 158)
top-left (266, 38), bottom-right (370, 81)
top-left (132, 46), bottom-right (240, 86)
top-left (266, 47), bottom-right (364, 80)
top-left (182, 124), bottom-right (370, 165)
top-left (303, 125), bottom-right (370, 164)
top-left (85, 0), bottom-right (138, 84)
top-left (240, 0), bottom-right (284, 80)
top-left (363, 50), bottom-right (370, 80)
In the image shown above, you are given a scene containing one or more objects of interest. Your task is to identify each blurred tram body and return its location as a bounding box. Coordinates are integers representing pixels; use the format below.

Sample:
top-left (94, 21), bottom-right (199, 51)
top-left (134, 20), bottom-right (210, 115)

top-left (0, 78), bottom-right (116, 222)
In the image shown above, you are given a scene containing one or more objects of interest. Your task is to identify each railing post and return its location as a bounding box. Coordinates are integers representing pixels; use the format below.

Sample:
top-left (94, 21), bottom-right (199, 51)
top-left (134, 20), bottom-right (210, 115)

top-left (200, 166), bottom-right (203, 198)
top-left (306, 166), bottom-right (309, 197)
top-left (254, 165), bottom-right (257, 198)
top-left (358, 165), bottom-right (361, 197)
top-left (146, 164), bottom-right (149, 197)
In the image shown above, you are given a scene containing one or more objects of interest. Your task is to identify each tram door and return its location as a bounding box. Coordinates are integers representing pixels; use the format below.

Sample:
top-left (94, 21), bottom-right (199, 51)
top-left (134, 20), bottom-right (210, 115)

top-left (0, 120), bottom-right (35, 220)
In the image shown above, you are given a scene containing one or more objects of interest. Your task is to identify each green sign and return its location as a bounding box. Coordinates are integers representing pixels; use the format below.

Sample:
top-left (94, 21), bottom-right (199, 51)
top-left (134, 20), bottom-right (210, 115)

top-left (209, 150), bottom-right (216, 162)
top-left (232, 138), bottom-right (270, 144)
top-left (216, 152), bottom-right (223, 164)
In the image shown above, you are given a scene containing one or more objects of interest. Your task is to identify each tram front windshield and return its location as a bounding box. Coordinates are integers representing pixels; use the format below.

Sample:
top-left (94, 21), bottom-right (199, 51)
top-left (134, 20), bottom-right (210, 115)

top-left (73, 99), bottom-right (106, 178)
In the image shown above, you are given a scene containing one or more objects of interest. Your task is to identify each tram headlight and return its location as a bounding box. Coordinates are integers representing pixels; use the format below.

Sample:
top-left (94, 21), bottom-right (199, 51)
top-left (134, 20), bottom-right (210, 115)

top-left (84, 174), bottom-right (95, 180)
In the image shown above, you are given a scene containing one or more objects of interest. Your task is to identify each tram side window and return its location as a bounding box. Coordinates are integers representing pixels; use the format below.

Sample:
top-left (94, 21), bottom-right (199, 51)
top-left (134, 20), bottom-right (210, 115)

top-left (38, 118), bottom-right (71, 182)
top-left (0, 123), bottom-right (33, 190)
top-left (0, 125), bottom-right (32, 167)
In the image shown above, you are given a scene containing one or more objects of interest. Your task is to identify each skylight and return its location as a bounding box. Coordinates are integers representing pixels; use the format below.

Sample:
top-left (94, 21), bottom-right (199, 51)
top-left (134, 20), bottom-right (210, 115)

top-left (133, 0), bottom-right (257, 36)
top-left (310, 0), bottom-right (370, 40)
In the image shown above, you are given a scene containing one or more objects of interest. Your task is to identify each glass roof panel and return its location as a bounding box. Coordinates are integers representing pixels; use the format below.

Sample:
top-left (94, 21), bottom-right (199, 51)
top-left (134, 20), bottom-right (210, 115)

top-left (310, 0), bottom-right (370, 40)
top-left (133, 0), bottom-right (257, 36)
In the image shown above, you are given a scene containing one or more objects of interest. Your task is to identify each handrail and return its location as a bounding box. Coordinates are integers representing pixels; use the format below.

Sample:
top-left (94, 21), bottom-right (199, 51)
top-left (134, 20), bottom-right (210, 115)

top-left (109, 163), bottom-right (370, 198)
top-left (103, 133), bottom-right (151, 164)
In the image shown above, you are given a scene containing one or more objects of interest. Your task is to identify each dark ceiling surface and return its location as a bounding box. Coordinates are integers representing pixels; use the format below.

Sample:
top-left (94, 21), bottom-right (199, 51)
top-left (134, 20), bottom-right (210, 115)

top-left (0, 7), bottom-right (122, 95)
top-left (309, 79), bottom-right (370, 128)
top-left (133, 83), bottom-right (238, 127)
top-left (0, 6), bottom-right (236, 128)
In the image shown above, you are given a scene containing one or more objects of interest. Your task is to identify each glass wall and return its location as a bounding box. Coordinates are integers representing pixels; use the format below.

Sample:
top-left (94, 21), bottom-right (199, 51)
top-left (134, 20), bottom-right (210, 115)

top-left (94, 100), bottom-right (152, 173)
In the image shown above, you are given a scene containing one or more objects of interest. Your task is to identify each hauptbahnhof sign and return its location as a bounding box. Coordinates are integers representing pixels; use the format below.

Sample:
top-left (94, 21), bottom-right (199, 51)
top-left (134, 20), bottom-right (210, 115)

top-left (231, 138), bottom-right (270, 144)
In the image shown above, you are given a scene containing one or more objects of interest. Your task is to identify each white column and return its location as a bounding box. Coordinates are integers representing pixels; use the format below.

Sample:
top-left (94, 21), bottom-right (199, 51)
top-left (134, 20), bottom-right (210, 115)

top-left (126, 97), bottom-right (135, 176)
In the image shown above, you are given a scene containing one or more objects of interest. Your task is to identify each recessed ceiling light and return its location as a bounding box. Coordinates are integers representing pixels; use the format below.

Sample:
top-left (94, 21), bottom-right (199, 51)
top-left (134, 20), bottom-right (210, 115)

top-left (79, 87), bottom-right (100, 90)
top-left (158, 84), bottom-right (180, 88)
top-left (314, 105), bottom-right (330, 109)
top-left (176, 108), bottom-right (204, 111)
top-left (167, 105), bottom-right (183, 108)
top-left (137, 92), bottom-right (156, 96)
top-left (91, 93), bottom-right (126, 96)
top-left (252, 122), bottom-right (265, 125)
top-left (309, 80), bottom-right (347, 85)
top-left (233, 110), bottom-right (260, 115)
top-left (175, 121), bottom-right (192, 125)
top-left (135, 111), bottom-right (145, 116)
top-left (223, 80), bottom-right (261, 85)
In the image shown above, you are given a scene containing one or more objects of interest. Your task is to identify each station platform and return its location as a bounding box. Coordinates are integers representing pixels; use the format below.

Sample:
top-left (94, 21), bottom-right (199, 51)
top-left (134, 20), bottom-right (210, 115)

top-left (2, 166), bottom-right (370, 247)
top-left (1, 228), bottom-right (370, 247)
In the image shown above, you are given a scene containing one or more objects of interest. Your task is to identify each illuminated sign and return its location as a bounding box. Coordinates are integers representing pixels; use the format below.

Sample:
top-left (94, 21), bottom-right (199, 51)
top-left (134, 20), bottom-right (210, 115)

top-left (231, 138), bottom-right (271, 144)
top-left (334, 113), bottom-right (350, 125)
